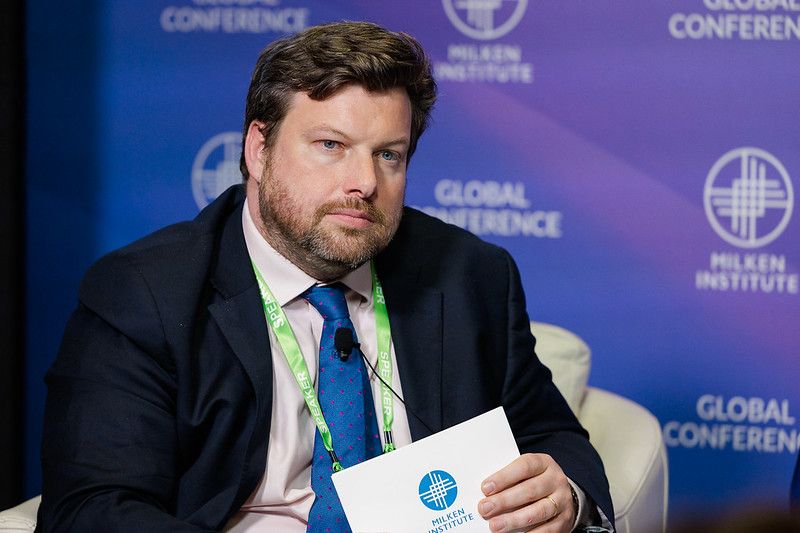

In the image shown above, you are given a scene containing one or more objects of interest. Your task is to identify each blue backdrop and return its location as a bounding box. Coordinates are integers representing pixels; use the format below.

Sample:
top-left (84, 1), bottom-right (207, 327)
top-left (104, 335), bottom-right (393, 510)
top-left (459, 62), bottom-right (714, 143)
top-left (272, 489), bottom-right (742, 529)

top-left (25, 0), bottom-right (800, 524)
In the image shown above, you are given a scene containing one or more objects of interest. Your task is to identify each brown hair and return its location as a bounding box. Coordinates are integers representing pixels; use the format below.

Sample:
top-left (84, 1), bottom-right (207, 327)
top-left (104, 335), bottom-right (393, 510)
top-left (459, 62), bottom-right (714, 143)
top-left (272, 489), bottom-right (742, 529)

top-left (240, 21), bottom-right (437, 180)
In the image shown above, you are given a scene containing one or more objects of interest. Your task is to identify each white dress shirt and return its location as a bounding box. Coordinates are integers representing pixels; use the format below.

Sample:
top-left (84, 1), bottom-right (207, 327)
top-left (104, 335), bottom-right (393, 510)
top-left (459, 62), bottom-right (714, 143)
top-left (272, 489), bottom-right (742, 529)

top-left (225, 204), bottom-right (413, 531)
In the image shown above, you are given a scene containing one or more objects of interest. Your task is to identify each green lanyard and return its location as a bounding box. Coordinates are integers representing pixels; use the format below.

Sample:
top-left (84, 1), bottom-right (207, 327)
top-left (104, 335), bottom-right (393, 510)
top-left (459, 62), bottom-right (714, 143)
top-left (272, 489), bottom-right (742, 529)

top-left (252, 260), bottom-right (396, 472)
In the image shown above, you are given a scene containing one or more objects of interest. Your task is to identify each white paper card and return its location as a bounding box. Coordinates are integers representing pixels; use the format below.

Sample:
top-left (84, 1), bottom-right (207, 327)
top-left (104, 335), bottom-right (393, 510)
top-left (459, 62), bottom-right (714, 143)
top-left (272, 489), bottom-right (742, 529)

top-left (331, 407), bottom-right (520, 533)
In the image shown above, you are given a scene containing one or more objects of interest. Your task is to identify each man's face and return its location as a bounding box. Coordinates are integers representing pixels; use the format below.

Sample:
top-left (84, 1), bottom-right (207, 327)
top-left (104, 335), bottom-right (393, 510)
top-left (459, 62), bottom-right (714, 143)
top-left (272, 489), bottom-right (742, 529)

top-left (251, 85), bottom-right (411, 281)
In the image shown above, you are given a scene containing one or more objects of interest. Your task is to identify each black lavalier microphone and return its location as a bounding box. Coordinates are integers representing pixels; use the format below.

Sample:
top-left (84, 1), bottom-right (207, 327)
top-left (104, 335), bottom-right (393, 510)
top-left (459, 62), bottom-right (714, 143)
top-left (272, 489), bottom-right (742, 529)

top-left (333, 327), bottom-right (358, 361)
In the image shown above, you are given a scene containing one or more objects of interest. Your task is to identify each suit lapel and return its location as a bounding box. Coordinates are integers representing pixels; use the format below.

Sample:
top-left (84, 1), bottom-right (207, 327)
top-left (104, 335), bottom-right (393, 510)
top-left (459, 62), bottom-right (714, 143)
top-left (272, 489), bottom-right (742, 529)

top-left (378, 255), bottom-right (444, 441)
top-left (208, 286), bottom-right (272, 415)
top-left (207, 200), bottom-right (273, 426)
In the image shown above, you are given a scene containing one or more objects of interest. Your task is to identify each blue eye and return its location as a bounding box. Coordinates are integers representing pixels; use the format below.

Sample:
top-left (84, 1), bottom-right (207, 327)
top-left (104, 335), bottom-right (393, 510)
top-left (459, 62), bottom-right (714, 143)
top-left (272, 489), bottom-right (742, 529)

top-left (379, 150), bottom-right (399, 161)
top-left (321, 140), bottom-right (338, 150)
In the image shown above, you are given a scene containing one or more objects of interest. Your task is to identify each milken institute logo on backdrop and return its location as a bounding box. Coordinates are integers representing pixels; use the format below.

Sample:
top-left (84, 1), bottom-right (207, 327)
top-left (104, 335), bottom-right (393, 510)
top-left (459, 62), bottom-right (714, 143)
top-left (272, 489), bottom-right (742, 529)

top-left (192, 132), bottom-right (242, 209)
top-left (704, 147), bottom-right (793, 249)
top-left (443, 0), bottom-right (528, 40)
top-left (437, 0), bottom-right (533, 84)
top-left (696, 146), bottom-right (798, 295)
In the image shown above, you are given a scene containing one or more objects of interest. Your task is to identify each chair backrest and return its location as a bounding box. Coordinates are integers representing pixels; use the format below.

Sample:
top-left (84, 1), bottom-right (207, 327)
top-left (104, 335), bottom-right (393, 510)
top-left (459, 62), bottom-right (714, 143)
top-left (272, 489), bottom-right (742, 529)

top-left (530, 321), bottom-right (590, 415)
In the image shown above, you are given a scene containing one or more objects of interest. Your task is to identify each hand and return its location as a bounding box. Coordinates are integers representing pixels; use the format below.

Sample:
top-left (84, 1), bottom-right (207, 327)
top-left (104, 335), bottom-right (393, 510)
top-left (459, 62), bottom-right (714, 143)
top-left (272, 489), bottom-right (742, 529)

top-left (478, 453), bottom-right (576, 532)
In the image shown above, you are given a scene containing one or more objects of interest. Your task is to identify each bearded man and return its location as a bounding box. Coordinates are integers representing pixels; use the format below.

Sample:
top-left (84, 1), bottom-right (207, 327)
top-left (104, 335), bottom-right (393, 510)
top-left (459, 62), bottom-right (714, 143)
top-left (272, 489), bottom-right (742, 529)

top-left (38, 21), bottom-right (613, 533)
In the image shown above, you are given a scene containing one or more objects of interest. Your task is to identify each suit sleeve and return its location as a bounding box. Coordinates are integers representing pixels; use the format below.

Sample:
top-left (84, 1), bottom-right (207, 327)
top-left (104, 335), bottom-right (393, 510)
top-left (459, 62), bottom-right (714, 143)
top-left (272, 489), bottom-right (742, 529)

top-left (499, 250), bottom-right (615, 526)
top-left (37, 254), bottom-right (213, 533)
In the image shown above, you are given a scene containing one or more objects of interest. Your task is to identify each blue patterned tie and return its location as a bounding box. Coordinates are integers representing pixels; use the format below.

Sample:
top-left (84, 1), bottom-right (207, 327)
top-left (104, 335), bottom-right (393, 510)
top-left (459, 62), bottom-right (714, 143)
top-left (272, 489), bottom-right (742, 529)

top-left (304, 284), bottom-right (382, 533)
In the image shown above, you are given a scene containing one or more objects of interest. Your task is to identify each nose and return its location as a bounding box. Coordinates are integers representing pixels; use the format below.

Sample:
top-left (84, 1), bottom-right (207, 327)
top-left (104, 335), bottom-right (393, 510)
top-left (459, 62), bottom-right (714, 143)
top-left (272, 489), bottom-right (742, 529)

top-left (342, 152), bottom-right (378, 199)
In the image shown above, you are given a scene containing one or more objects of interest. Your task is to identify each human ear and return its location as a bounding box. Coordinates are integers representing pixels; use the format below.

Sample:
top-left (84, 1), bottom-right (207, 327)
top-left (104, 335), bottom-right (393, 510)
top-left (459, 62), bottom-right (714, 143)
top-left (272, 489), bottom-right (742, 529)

top-left (244, 120), bottom-right (268, 182)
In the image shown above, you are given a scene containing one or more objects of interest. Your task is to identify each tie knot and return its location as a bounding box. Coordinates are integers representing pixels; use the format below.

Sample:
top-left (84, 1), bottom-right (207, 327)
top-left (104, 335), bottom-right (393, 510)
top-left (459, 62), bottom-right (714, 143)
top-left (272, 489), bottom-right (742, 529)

top-left (304, 284), bottom-right (350, 321)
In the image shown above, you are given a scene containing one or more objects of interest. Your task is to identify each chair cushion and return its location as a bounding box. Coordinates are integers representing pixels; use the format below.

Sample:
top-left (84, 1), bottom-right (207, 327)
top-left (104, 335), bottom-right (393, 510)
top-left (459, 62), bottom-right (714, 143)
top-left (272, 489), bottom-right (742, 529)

top-left (0, 496), bottom-right (40, 532)
top-left (530, 321), bottom-right (590, 415)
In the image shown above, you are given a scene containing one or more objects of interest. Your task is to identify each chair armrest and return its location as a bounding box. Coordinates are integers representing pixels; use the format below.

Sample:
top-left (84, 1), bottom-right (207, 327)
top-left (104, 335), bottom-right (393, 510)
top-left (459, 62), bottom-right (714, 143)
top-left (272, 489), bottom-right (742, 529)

top-left (0, 496), bottom-right (40, 532)
top-left (578, 387), bottom-right (668, 533)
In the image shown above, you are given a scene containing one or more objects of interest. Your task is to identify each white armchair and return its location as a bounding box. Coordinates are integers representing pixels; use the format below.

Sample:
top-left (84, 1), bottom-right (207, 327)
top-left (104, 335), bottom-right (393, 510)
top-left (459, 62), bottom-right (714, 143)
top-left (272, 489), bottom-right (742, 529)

top-left (0, 323), bottom-right (667, 533)
top-left (0, 496), bottom-right (39, 532)
top-left (532, 321), bottom-right (668, 533)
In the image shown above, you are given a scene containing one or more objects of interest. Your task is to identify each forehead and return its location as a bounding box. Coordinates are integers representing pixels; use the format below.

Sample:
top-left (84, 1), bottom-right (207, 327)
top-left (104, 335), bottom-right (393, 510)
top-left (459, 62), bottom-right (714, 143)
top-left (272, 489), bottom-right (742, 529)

top-left (281, 85), bottom-right (412, 141)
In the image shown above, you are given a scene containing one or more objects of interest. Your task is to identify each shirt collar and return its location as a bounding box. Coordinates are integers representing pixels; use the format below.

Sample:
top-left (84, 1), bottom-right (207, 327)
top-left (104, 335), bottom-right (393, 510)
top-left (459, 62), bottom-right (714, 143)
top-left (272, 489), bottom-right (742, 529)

top-left (242, 199), bottom-right (372, 306)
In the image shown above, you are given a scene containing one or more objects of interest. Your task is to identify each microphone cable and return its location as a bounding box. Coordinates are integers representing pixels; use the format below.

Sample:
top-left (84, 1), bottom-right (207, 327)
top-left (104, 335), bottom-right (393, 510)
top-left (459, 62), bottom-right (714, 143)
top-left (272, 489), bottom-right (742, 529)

top-left (357, 341), bottom-right (437, 436)
top-left (334, 326), bottom-right (437, 435)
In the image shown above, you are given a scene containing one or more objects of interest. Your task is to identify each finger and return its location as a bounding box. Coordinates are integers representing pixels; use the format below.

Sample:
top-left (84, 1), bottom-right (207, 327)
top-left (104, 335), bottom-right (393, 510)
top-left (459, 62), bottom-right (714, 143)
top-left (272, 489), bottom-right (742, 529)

top-left (482, 453), bottom-right (550, 496)
top-left (478, 470), bottom-right (556, 518)
top-left (486, 493), bottom-right (568, 533)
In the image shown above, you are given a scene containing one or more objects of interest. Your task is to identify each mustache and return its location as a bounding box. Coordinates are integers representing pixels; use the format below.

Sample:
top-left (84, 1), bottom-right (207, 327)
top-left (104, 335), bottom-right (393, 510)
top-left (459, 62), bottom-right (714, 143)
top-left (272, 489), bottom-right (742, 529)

top-left (314, 197), bottom-right (386, 225)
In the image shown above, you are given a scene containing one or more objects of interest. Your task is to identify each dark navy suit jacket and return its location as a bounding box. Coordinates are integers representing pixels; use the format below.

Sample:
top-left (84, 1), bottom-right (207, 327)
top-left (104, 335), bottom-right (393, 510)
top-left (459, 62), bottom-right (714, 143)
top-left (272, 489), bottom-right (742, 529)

top-left (38, 185), bottom-right (613, 531)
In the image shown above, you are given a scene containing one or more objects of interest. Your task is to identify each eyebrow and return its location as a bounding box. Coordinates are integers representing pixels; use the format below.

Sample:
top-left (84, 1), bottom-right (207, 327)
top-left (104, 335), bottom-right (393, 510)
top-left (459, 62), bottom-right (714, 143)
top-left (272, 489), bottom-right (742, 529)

top-left (309, 126), bottom-right (350, 140)
top-left (380, 137), bottom-right (411, 149)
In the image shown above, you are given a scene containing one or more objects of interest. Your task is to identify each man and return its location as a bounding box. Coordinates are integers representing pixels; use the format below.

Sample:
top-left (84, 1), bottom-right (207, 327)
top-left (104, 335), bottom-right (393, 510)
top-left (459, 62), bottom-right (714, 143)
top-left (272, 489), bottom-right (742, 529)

top-left (38, 22), bottom-right (613, 532)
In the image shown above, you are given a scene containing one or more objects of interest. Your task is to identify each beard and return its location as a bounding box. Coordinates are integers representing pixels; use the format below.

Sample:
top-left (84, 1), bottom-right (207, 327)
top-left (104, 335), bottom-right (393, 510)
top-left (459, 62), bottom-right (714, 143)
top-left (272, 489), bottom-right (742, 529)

top-left (257, 162), bottom-right (403, 281)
